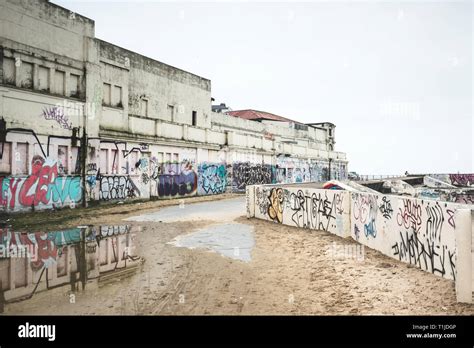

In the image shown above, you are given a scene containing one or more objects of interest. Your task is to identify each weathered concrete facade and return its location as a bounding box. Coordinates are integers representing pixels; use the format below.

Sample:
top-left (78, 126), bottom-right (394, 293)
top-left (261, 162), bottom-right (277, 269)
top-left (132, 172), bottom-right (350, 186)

top-left (0, 0), bottom-right (347, 212)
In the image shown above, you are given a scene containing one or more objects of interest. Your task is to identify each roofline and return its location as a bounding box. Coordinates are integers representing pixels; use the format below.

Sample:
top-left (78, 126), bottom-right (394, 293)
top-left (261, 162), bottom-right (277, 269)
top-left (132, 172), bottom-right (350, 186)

top-left (48, 0), bottom-right (95, 24)
top-left (228, 109), bottom-right (303, 124)
top-left (96, 38), bottom-right (211, 83)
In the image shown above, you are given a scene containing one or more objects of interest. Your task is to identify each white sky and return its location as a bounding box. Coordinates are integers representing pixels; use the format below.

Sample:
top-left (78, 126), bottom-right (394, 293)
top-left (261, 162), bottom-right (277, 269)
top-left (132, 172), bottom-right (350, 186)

top-left (53, 0), bottom-right (473, 175)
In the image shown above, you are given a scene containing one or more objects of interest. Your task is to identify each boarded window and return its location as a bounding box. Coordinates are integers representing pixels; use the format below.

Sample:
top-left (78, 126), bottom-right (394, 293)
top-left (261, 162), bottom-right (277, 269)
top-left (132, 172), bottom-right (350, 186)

top-left (167, 105), bottom-right (174, 120)
top-left (15, 143), bottom-right (28, 175)
top-left (103, 83), bottom-right (111, 105)
top-left (3, 57), bottom-right (15, 85)
top-left (129, 151), bottom-right (138, 174)
top-left (113, 85), bottom-right (122, 107)
top-left (70, 74), bottom-right (80, 98)
top-left (141, 99), bottom-right (148, 117)
top-left (57, 145), bottom-right (68, 175)
top-left (19, 62), bottom-right (33, 89)
top-left (38, 66), bottom-right (49, 91)
top-left (71, 146), bottom-right (80, 174)
top-left (54, 70), bottom-right (65, 95)
top-left (0, 142), bottom-right (12, 174)
top-left (110, 149), bottom-right (118, 174)
top-left (99, 149), bottom-right (108, 174)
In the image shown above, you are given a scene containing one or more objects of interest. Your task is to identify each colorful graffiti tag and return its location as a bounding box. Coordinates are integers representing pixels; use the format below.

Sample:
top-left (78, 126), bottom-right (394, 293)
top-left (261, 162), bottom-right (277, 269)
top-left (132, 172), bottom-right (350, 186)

top-left (197, 163), bottom-right (227, 195)
top-left (0, 156), bottom-right (82, 211)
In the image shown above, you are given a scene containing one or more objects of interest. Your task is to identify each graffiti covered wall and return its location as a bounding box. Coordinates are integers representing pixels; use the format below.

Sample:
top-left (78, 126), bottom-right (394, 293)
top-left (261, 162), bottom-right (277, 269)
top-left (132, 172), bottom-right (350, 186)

top-left (351, 193), bottom-right (459, 280)
top-left (197, 162), bottom-right (227, 195)
top-left (248, 184), bottom-right (472, 282)
top-left (252, 186), bottom-right (351, 238)
top-left (232, 162), bottom-right (274, 192)
top-left (0, 156), bottom-right (82, 212)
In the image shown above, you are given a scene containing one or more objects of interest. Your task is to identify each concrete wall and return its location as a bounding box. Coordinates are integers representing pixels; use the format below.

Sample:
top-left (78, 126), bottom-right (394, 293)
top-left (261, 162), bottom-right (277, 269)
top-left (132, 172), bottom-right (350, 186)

top-left (249, 185), bottom-right (351, 238)
top-left (247, 184), bottom-right (474, 302)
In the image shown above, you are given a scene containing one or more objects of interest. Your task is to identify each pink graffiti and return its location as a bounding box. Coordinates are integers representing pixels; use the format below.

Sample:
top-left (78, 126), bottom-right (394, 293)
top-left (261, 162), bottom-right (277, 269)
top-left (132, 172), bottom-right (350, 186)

top-left (449, 174), bottom-right (474, 187)
top-left (396, 199), bottom-right (422, 233)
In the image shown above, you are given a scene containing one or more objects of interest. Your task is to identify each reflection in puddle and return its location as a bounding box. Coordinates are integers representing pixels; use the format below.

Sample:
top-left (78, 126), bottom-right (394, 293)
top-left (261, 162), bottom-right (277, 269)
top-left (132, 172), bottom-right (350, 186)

top-left (169, 223), bottom-right (254, 262)
top-left (0, 225), bottom-right (143, 309)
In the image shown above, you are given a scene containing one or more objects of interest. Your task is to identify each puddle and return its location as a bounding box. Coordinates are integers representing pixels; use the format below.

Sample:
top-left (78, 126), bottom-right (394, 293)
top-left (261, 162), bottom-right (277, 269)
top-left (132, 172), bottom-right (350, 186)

top-left (169, 223), bottom-right (254, 262)
top-left (0, 225), bottom-right (143, 307)
top-left (124, 197), bottom-right (245, 223)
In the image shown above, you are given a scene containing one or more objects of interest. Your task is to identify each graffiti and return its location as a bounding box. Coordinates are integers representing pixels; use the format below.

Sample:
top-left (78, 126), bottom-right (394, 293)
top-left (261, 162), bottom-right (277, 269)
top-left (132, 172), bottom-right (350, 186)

top-left (425, 202), bottom-right (444, 242)
top-left (449, 174), bottom-right (474, 187)
top-left (41, 106), bottom-right (72, 130)
top-left (232, 162), bottom-right (273, 191)
top-left (0, 156), bottom-right (82, 211)
top-left (364, 219), bottom-right (377, 238)
top-left (255, 186), bottom-right (269, 215)
top-left (99, 176), bottom-right (140, 201)
top-left (135, 158), bottom-right (148, 172)
top-left (141, 173), bottom-right (150, 185)
top-left (352, 193), bottom-right (377, 226)
top-left (197, 163), bottom-right (227, 195)
top-left (98, 225), bottom-right (131, 238)
top-left (396, 199), bottom-right (422, 233)
top-left (446, 209), bottom-right (455, 228)
top-left (379, 196), bottom-right (393, 219)
top-left (391, 230), bottom-right (456, 280)
top-left (287, 190), bottom-right (339, 231)
top-left (86, 175), bottom-right (97, 188)
top-left (267, 188), bottom-right (284, 223)
top-left (157, 171), bottom-right (197, 198)
top-left (87, 163), bottom-right (97, 172)
top-left (139, 143), bottom-right (149, 151)
top-left (354, 224), bottom-right (360, 241)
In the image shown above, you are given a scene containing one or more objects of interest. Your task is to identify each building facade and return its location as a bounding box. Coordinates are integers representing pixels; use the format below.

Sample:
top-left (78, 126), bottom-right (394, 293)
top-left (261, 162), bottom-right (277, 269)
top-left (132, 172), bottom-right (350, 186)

top-left (0, 0), bottom-right (347, 212)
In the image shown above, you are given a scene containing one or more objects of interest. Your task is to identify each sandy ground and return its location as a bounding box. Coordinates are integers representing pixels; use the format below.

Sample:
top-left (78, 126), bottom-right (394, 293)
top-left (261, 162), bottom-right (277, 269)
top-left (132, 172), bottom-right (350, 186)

top-left (2, 196), bottom-right (474, 315)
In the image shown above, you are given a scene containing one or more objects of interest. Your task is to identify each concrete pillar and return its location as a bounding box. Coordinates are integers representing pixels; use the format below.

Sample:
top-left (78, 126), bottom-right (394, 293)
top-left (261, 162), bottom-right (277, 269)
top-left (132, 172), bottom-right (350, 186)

top-left (455, 208), bottom-right (473, 303)
top-left (246, 185), bottom-right (255, 218)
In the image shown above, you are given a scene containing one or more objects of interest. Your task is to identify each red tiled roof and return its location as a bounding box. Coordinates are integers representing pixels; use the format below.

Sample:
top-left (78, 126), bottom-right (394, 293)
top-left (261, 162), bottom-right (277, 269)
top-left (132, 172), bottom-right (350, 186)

top-left (227, 109), bottom-right (301, 124)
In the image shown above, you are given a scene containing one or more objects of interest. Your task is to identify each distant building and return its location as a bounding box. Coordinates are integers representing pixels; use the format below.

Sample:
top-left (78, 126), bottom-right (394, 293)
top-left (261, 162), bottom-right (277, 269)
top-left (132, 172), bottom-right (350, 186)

top-left (0, 0), bottom-right (348, 212)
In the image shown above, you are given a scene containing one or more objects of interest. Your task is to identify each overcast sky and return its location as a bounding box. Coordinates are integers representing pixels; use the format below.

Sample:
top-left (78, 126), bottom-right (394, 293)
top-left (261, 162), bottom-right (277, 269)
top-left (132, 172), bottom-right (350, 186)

top-left (54, 0), bottom-right (473, 175)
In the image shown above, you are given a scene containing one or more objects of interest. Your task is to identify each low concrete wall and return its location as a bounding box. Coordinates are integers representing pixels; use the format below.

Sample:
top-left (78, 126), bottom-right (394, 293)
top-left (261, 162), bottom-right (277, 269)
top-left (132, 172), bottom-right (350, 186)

top-left (247, 184), bottom-right (474, 303)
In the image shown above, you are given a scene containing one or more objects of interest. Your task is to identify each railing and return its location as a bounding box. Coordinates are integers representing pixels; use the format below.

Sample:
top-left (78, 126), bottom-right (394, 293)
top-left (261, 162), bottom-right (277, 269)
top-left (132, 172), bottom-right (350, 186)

top-left (355, 175), bottom-right (405, 181)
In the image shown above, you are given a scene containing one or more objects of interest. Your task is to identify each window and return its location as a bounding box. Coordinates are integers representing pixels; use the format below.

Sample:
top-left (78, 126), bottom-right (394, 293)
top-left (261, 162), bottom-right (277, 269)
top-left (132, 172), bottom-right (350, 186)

top-left (0, 142), bottom-right (12, 174)
top-left (141, 99), bottom-right (148, 117)
top-left (3, 57), bottom-right (15, 85)
top-left (20, 62), bottom-right (33, 89)
top-left (113, 85), bottom-right (122, 107)
top-left (38, 66), bottom-right (49, 92)
top-left (167, 105), bottom-right (174, 120)
top-left (328, 128), bottom-right (333, 137)
top-left (192, 111), bottom-right (197, 126)
top-left (57, 145), bottom-right (68, 175)
top-left (71, 146), bottom-right (80, 174)
top-left (103, 83), bottom-right (111, 106)
top-left (99, 149), bottom-right (108, 174)
top-left (54, 70), bottom-right (65, 95)
top-left (70, 74), bottom-right (80, 98)
top-left (111, 149), bottom-right (118, 174)
top-left (15, 143), bottom-right (28, 175)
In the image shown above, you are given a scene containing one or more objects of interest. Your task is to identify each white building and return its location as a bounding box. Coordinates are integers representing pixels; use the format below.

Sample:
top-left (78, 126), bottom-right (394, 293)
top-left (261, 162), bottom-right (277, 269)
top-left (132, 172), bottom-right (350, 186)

top-left (0, 0), bottom-right (347, 212)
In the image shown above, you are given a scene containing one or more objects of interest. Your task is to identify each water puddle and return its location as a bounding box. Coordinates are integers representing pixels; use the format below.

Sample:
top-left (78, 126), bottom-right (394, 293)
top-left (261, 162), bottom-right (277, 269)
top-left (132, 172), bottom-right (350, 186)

top-left (124, 197), bottom-right (245, 223)
top-left (0, 224), bottom-right (143, 309)
top-left (169, 223), bottom-right (254, 262)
